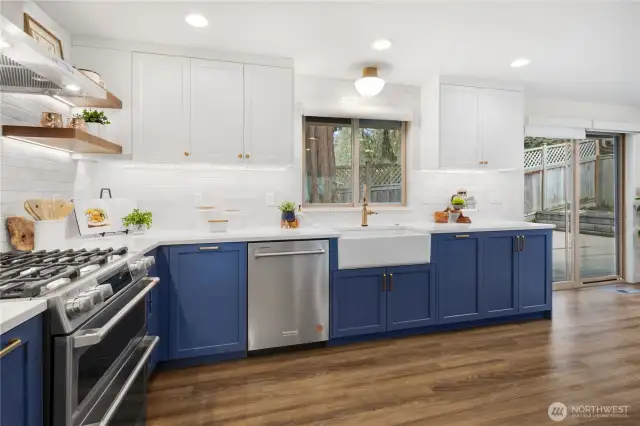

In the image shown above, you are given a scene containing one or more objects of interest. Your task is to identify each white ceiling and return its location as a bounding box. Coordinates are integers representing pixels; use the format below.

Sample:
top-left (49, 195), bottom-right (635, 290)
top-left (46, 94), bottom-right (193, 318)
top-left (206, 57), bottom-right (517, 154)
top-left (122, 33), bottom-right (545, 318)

top-left (37, 1), bottom-right (640, 106)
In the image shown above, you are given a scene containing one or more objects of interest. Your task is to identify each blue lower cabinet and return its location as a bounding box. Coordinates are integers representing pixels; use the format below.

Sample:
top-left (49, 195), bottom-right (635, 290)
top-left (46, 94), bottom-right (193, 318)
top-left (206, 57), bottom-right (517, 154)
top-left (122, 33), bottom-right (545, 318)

top-left (519, 231), bottom-right (552, 313)
top-left (434, 234), bottom-right (483, 324)
top-left (386, 264), bottom-right (436, 331)
top-left (169, 243), bottom-right (247, 359)
top-left (331, 268), bottom-right (387, 338)
top-left (0, 315), bottom-right (43, 426)
top-left (482, 232), bottom-right (519, 318)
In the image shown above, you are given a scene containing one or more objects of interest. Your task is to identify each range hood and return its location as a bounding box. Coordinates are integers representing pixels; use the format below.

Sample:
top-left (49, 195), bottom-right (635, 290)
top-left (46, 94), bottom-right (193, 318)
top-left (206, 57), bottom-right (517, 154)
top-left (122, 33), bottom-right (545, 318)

top-left (0, 14), bottom-right (106, 100)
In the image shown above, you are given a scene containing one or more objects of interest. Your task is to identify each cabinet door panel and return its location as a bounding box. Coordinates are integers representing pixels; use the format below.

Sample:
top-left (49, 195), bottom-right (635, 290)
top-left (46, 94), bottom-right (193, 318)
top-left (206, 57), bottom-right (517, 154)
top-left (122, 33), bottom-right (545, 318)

top-left (132, 53), bottom-right (190, 161)
top-left (169, 243), bottom-right (247, 359)
top-left (0, 316), bottom-right (43, 426)
top-left (244, 65), bottom-right (293, 165)
top-left (482, 233), bottom-right (519, 317)
top-left (331, 268), bottom-right (386, 338)
top-left (435, 234), bottom-right (483, 324)
top-left (386, 264), bottom-right (436, 331)
top-left (439, 84), bottom-right (480, 168)
top-left (190, 59), bottom-right (244, 163)
top-left (478, 89), bottom-right (524, 169)
top-left (519, 232), bottom-right (552, 313)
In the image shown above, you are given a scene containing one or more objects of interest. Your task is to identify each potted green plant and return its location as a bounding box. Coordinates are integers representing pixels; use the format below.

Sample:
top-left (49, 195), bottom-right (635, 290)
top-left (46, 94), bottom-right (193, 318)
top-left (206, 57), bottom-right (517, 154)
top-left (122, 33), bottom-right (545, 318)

top-left (451, 195), bottom-right (466, 211)
top-left (278, 201), bottom-right (297, 228)
top-left (122, 208), bottom-right (153, 234)
top-left (76, 109), bottom-right (111, 137)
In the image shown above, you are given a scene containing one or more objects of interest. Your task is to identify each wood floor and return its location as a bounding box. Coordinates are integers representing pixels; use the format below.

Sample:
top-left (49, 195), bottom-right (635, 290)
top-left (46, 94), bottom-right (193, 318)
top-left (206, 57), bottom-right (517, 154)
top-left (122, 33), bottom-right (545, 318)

top-left (147, 286), bottom-right (640, 426)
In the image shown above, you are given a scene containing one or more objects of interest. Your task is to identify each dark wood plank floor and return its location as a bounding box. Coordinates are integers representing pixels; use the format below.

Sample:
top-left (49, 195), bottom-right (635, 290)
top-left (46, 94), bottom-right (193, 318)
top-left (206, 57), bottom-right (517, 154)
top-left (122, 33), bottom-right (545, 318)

top-left (147, 286), bottom-right (640, 425)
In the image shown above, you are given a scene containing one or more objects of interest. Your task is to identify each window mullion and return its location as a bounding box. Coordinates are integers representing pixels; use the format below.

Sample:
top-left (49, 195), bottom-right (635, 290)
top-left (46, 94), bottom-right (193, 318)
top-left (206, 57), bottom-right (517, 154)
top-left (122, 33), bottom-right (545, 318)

top-left (352, 118), bottom-right (360, 206)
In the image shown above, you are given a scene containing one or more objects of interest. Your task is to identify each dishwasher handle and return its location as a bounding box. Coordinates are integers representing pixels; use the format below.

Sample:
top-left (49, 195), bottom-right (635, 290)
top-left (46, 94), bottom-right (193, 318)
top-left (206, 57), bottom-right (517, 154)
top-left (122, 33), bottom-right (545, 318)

top-left (254, 249), bottom-right (326, 258)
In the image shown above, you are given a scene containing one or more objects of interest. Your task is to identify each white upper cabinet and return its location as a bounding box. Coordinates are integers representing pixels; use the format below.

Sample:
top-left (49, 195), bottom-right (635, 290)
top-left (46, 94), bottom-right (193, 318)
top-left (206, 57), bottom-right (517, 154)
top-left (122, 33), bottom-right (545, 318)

top-left (478, 88), bottom-right (524, 170)
top-left (439, 85), bottom-right (480, 168)
top-left (71, 46), bottom-right (132, 154)
top-left (243, 65), bottom-right (293, 165)
top-left (190, 59), bottom-right (244, 163)
top-left (132, 52), bottom-right (190, 162)
top-left (421, 78), bottom-right (524, 170)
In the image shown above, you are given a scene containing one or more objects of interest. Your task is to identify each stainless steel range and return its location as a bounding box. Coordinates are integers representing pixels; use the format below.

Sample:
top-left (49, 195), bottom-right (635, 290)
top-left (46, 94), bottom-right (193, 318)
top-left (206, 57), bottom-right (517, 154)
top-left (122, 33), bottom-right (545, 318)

top-left (0, 247), bottom-right (159, 426)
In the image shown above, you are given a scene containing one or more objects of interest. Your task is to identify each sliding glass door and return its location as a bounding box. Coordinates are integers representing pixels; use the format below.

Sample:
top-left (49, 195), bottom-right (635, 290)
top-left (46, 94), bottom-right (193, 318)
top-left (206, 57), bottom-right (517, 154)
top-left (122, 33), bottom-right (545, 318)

top-left (524, 133), bottom-right (624, 288)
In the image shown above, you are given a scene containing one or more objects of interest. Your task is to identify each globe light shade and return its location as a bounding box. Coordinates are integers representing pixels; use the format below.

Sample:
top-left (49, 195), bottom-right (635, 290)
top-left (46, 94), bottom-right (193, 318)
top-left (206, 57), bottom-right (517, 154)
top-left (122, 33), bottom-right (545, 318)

top-left (354, 67), bottom-right (385, 97)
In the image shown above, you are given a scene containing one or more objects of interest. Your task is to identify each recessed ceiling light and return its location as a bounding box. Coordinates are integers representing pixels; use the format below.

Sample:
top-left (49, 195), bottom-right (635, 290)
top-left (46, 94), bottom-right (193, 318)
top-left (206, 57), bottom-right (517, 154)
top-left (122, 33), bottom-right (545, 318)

top-left (185, 13), bottom-right (208, 28)
top-left (65, 84), bottom-right (80, 91)
top-left (371, 39), bottom-right (392, 51)
top-left (510, 58), bottom-right (531, 68)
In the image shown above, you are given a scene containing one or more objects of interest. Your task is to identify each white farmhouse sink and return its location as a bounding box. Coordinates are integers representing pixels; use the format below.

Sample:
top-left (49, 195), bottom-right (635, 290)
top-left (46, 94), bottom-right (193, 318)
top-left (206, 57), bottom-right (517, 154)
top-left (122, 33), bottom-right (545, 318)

top-left (337, 226), bottom-right (431, 269)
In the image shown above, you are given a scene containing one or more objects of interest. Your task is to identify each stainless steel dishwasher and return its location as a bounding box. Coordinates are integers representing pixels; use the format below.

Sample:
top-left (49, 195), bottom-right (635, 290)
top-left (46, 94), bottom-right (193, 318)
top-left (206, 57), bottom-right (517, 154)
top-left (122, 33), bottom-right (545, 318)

top-left (248, 240), bottom-right (329, 351)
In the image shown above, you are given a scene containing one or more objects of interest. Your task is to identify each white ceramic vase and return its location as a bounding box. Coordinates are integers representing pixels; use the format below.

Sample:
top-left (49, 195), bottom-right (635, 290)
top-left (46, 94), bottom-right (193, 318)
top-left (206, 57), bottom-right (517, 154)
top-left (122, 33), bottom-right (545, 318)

top-left (85, 123), bottom-right (105, 138)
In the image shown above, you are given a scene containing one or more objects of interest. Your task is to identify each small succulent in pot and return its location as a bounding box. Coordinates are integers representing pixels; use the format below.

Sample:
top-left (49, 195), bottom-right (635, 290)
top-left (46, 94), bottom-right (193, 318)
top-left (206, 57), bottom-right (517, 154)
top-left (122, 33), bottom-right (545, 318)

top-left (279, 201), bottom-right (297, 222)
top-left (451, 195), bottom-right (466, 211)
top-left (122, 208), bottom-right (153, 234)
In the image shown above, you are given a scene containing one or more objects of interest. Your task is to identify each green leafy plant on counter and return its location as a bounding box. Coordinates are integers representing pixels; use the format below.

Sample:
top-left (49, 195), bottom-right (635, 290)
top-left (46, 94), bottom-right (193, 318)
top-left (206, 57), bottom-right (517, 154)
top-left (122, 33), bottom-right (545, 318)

top-left (75, 109), bottom-right (111, 124)
top-left (451, 196), bottom-right (466, 206)
top-left (278, 201), bottom-right (297, 213)
top-left (122, 209), bottom-right (153, 229)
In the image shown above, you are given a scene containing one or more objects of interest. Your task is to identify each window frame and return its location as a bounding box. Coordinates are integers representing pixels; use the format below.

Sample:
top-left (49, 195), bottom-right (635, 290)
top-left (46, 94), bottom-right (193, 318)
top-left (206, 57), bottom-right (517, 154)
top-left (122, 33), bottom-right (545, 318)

top-left (302, 116), bottom-right (407, 208)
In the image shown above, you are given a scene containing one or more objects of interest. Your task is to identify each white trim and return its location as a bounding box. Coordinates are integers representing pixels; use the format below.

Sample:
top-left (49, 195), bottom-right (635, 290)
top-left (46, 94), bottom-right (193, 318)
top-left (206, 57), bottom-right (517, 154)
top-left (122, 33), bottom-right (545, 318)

top-left (438, 75), bottom-right (523, 92)
top-left (525, 125), bottom-right (586, 139)
top-left (591, 120), bottom-right (640, 133)
top-left (71, 35), bottom-right (294, 69)
top-left (526, 115), bottom-right (592, 129)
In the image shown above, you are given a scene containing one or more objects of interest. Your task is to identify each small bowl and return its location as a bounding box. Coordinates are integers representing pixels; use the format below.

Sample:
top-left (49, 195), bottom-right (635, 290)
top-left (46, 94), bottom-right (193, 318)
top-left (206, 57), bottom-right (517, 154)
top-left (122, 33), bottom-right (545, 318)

top-left (208, 219), bottom-right (228, 233)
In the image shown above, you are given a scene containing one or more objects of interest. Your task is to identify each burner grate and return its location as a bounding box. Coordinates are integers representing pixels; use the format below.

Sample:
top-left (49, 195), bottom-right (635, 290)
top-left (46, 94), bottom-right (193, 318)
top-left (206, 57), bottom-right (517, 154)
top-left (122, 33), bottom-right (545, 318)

top-left (0, 247), bottom-right (128, 299)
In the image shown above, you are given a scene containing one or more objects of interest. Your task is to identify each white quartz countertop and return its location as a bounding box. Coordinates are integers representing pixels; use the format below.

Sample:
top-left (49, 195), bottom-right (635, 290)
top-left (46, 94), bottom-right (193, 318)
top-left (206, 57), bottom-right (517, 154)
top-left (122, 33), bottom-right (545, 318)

top-left (56, 221), bottom-right (552, 255)
top-left (406, 221), bottom-right (555, 234)
top-left (56, 227), bottom-right (343, 254)
top-left (0, 300), bottom-right (47, 334)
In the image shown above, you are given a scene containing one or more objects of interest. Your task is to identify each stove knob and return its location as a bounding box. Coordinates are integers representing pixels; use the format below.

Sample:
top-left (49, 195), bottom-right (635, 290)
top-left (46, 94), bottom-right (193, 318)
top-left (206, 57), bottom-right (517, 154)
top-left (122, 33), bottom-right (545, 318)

top-left (65, 295), bottom-right (95, 318)
top-left (83, 289), bottom-right (104, 305)
top-left (95, 284), bottom-right (114, 300)
top-left (142, 256), bottom-right (155, 269)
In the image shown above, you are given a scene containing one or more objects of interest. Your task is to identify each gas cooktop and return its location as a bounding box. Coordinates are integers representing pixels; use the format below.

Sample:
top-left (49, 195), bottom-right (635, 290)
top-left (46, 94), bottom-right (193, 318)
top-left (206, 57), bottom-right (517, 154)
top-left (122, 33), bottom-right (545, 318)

top-left (0, 247), bottom-right (129, 299)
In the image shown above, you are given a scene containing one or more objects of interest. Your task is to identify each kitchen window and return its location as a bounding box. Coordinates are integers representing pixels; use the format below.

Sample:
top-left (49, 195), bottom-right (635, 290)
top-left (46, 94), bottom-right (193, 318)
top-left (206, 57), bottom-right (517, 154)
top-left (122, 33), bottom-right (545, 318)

top-left (303, 117), bottom-right (407, 206)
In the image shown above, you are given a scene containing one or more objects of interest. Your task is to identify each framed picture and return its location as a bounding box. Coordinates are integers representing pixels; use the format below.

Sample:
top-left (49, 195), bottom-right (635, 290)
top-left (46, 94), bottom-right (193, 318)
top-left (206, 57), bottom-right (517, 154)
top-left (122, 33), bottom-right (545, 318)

top-left (23, 13), bottom-right (64, 59)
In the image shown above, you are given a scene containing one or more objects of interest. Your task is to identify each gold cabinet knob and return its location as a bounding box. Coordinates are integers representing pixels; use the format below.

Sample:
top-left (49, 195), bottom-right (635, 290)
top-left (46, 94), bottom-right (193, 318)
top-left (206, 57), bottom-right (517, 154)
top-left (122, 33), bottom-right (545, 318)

top-left (245, 153), bottom-right (250, 159)
top-left (184, 152), bottom-right (190, 157)
top-left (238, 153), bottom-right (243, 159)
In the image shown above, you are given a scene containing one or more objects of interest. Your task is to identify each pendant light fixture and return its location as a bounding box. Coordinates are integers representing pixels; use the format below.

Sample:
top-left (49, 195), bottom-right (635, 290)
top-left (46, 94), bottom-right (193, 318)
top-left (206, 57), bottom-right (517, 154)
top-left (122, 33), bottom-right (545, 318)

top-left (354, 66), bottom-right (385, 97)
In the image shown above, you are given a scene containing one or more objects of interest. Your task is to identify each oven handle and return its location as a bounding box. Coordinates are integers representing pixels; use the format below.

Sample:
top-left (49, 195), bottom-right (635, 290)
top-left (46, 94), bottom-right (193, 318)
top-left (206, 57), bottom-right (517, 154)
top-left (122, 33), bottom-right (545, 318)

top-left (73, 277), bottom-right (159, 349)
top-left (86, 336), bottom-right (159, 426)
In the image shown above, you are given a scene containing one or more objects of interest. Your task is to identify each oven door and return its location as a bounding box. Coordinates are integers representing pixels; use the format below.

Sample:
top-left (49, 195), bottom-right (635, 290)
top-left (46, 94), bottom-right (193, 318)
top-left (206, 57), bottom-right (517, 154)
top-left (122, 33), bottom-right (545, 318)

top-left (80, 336), bottom-right (158, 426)
top-left (53, 277), bottom-right (159, 426)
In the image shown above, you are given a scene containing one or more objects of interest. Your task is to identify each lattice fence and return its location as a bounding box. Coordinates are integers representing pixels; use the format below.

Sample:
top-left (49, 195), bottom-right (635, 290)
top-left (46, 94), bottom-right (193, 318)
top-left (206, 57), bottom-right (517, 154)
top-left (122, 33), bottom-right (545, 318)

top-left (524, 140), bottom-right (600, 215)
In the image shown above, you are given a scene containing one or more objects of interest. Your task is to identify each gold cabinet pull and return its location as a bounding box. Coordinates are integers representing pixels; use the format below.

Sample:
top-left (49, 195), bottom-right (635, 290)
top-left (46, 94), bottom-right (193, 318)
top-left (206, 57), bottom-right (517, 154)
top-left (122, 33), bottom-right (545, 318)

top-left (455, 234), bottom-right (470, 238)
top-left (389, 273), bottom-right (394, 291)
top-left (0, 338), bottom-right (22, 359)
top-left (237, 153), bottom-right (243, 159)
top-left (382, 273), bottom-right (387, 291)
top-left (184, 152), bottom-right (190, 157)
top-left (245, 153), bottom-right (251, 159)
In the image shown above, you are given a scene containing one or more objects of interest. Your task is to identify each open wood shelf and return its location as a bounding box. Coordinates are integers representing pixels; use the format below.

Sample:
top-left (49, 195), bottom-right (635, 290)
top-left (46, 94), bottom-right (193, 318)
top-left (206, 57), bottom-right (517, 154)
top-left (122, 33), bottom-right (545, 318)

top-left (56, 90), bottom-right (123, 109)
top-left (2, 126), bottom-right (123, 154)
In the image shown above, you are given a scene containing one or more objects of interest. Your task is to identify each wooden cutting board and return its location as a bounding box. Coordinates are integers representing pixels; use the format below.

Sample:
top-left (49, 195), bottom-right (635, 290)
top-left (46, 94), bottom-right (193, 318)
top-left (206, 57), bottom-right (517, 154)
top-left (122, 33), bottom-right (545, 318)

top-left (55, 201), bottom-right (75, 219)
top-left (7, 216), bottom-right (34, 251)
